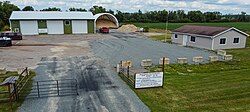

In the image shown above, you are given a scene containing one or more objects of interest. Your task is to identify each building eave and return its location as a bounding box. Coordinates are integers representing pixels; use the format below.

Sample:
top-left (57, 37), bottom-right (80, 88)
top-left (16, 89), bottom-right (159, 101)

top-left (172, 32), bottom-right (213, 38)
top-left (212, 27), bottom-right (249, 38)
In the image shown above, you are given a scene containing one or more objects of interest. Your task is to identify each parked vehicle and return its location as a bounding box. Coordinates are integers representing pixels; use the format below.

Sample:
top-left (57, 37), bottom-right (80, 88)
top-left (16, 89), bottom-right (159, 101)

top-left (0, 37), bottom-right (12, 47)
top-left (0, 32), bottom-right (22, 40)
top-left (99, 27), bottom-right (109, 33)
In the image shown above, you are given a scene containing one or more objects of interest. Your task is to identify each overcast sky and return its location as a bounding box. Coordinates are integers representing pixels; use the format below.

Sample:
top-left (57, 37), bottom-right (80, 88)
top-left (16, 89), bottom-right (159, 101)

top-left (3, 0), bottom-right (250, 14)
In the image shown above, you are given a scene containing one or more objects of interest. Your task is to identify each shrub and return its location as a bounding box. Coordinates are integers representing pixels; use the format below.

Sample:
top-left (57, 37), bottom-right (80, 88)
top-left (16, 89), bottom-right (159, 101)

top-left (143, 26), bottom-right (149, 32)
top-left (3, 25), bottom-right (10, 31)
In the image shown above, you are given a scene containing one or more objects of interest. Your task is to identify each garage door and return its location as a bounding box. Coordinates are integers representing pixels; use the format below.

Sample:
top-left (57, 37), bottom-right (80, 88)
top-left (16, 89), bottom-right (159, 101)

top-left (47, 20), bottom-right (64, 34)
top-left (20, 21), bottom-right (38, 35)
top-left (72, 20), bottom-right (87, 34)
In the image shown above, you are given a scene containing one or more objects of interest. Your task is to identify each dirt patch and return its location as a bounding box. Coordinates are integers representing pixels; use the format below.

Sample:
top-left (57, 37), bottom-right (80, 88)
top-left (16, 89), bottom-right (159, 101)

top-left (0, 34), bottom-right (105, 71)
top-left (15, 43), bottom-right (83, 48)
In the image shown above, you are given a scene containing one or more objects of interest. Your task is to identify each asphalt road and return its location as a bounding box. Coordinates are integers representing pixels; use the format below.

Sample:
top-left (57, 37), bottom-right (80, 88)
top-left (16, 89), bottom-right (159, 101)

top-left (19, 56), bottom-right (149, 112)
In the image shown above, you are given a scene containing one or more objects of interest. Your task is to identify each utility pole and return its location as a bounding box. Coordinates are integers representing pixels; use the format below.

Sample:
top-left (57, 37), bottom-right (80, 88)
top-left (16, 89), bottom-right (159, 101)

top-left (165, 13), bottom-right (169, 43)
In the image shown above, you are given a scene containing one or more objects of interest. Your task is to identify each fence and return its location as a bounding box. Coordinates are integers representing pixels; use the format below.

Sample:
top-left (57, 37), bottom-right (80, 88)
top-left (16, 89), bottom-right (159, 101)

top-left (119, 65), bottom-right (136, 87)
top-left (0, 68), bottom-right (78, 111)
top-left (19, 79), bottom-right (78, 99)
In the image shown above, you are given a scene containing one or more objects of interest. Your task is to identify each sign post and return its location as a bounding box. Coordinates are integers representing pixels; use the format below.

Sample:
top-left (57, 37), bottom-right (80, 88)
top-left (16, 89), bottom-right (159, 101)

top-left (162, 57), bottom-right (165, 88)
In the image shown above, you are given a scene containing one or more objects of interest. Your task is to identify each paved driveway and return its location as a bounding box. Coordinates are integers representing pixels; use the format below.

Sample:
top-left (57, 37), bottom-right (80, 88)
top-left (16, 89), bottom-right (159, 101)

top-left (19, 56), bottom-right (149, 112)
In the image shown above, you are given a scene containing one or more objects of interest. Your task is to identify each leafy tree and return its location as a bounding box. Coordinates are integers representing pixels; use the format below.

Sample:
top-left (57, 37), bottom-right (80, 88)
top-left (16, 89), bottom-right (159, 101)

top-left (89, 6), bottom-right (107, 15)
top-left (239, 11), bottom-right (247, 22)
top-left (22, 6), bottom-right (34, 11)
top-left (188, 11), bottom-right (205, 22)
top-left (41, 7), bottom-right (61, 11)
top-left (0, 1), bottom-right (20, 30)
top-left (69, 8), bottom-right (87, 12)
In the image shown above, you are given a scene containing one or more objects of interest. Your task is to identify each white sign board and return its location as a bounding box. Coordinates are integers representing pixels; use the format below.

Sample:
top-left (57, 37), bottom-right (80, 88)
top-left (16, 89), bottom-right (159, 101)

top-left (135, 72), bottom-right (163, 89)
top-left (38, 29), bottom-right (48, 33)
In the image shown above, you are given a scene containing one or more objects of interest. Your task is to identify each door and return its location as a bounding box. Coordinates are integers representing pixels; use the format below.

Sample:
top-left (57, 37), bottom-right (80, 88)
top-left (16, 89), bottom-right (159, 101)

top-left (20, 21), bottom-right (38, 35)
top-left (72, 20), bottom-right (87, 34)
top-left (183, 35), bottom-right (188, 46)
top-left (47, 20), bottom-right (64, 34)
top-left (64, 20), bottom-right (72, 34)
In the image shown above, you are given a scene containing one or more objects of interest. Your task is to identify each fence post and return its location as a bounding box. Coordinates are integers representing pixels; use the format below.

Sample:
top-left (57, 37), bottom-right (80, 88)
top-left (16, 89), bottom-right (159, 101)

top-left (7, 84), bottom-right (13, 112)
top-left (37, 82), bottom-right (40, 98)
top-left (134, 73), bottom-right (136, 89)
top-left (25, 67), bottom-right (29, 76)
top-left (57, 80), bottom-right (59, 96)
top-left (75, 79), bottom-right (79, 95)
top-left (120, 61), bottom-right (122, 74)
top-left (14, 83), bottom-right (18, 101)
top-left (127, 66), bottom-right (130, 78)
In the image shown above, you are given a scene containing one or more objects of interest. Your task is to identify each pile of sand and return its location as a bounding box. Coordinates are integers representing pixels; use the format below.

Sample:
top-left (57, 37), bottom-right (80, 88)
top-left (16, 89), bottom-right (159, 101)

top-left (118, 24), bottom-right (138, 32)
top-left (96, 20), bottom-right (117, 28)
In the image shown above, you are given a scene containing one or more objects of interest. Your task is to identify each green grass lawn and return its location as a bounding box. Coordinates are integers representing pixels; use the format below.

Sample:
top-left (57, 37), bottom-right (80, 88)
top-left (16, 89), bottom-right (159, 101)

top-left (0, 71), bottom-right (35, 112)
top-left (148, 34), bottom-right (172, 42)
top-left (133, 38), bottom-right (250, 111)
top-left (134, 22), bottom-right (250, 32)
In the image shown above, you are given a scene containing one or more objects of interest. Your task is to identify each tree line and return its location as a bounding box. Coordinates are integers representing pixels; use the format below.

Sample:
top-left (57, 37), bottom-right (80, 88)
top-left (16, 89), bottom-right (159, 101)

top-left (0, 1), bottom-right (250, 30)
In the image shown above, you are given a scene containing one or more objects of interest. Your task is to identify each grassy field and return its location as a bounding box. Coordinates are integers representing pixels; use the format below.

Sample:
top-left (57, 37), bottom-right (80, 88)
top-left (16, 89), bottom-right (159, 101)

top-left (0, 71), bottom-right (35, 112)
top-left (134, 22), bottom-right (250, 32)
top-left (133, 37), bottom-right (250, 111)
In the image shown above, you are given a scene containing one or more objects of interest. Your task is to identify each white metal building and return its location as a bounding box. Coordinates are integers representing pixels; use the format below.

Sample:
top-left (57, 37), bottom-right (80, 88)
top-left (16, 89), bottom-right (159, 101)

top-left (9, 11), bottom-right (95, 35)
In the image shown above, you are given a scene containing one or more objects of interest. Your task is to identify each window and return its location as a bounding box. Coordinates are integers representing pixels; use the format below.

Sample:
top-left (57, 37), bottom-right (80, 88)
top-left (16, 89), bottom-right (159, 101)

top-left (233, 38), bottom-right (240, 44)
top-left (174, 34), bottom-right (178, 39)
top-left (39, 20), bottom-right (45, 23)
top-left (65, 20), bottom-right (70, 25)
top-left (14, 28), bottom-right (19, 32)
top-left (220, 38), bottom-right (226, 45)
top-left (190, 36), bottom-right (196, 42)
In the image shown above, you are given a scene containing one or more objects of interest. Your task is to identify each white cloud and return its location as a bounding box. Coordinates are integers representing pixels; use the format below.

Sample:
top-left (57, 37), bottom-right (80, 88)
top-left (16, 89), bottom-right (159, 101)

top-left (12, 0), bottom-right (39, 5)
top-left (3, 0), bottom-right (250, 14)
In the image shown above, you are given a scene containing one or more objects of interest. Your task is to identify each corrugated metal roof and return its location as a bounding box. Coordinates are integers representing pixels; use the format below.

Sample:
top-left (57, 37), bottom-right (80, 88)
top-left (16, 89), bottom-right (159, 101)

top-left (173, 25), bottom-right (230, 37)
top-left (10, 11), bottom-right (95, 20)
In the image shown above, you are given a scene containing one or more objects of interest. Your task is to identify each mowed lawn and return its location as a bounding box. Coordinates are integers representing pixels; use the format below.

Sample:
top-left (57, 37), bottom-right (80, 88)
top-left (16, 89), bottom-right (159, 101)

top-left (133, 36), bottom-right (250, 111)
top-left (0, 71), bottom-right (35, 112)
top-left (134, 22), bottom-right (250, 32)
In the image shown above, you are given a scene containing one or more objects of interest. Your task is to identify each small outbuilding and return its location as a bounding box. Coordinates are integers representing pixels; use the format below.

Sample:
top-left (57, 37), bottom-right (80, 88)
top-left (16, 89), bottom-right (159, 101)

top-left (94, 13), bottom-right (119, 29)
top-left (172, 25), bottom-right (249, 50)
top-left (9, 11), bottom-right (95, 35)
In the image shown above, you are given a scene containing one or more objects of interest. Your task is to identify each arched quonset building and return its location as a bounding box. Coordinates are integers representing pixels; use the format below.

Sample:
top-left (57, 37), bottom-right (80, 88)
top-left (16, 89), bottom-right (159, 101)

top-left (94, 13), bottom-right (119, 29)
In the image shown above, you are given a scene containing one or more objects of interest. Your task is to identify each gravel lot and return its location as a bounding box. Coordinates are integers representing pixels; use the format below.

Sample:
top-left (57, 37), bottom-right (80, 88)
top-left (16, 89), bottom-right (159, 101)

top-left (90, 30), bottom-right (221, 67)
top-left (0, 30), bottom-right (220, 112)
